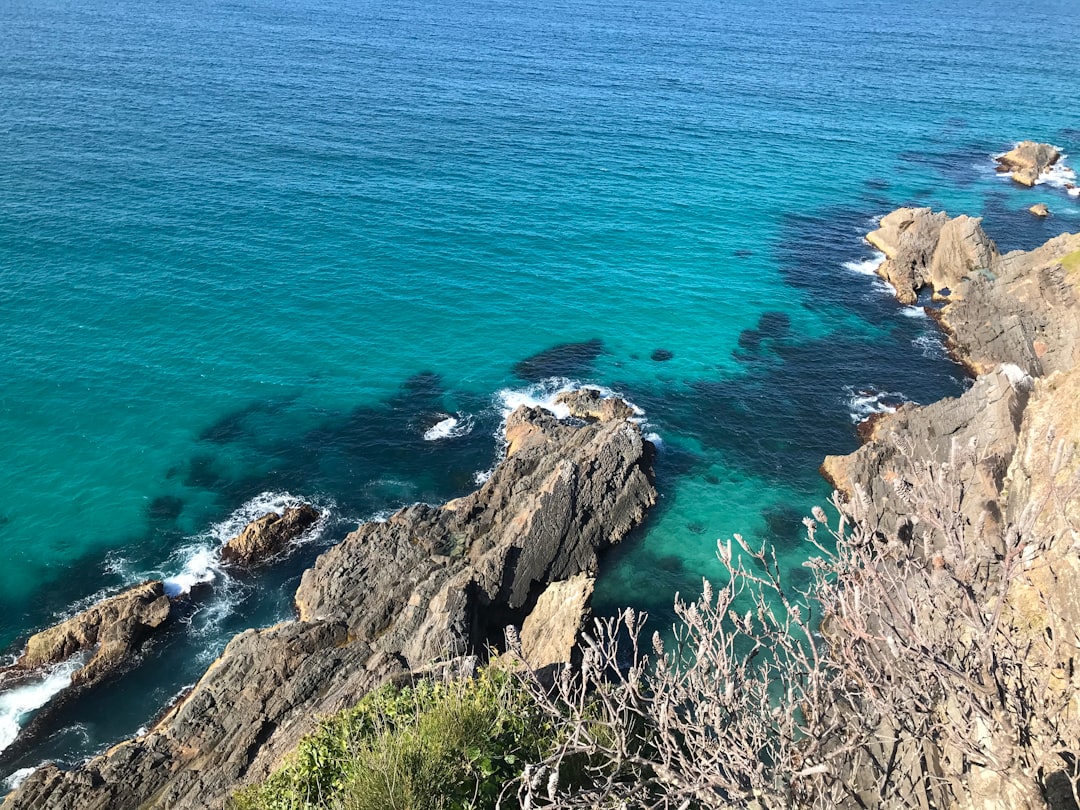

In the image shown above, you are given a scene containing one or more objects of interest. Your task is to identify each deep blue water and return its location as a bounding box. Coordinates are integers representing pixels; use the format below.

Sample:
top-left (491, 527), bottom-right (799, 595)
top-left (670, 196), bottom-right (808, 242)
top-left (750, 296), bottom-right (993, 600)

top-left (2, 0), bottom-right (1079, 781)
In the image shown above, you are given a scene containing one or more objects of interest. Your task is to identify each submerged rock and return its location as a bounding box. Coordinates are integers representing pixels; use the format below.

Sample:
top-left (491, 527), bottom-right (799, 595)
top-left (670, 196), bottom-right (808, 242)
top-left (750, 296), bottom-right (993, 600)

top-left (3, 392), bottom-right (655, 810)
top-left (512, 338), bottom-right (604, 382)
top-left (220, 504), bottom-right (321, 566)
top-left (995, 140), bottom-right (1060, 186)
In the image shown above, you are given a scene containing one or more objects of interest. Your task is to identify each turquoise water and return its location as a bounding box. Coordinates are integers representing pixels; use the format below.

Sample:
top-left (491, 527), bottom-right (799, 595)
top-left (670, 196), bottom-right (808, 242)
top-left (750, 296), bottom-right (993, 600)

top-left (2, 0), bottom-right (1080, 776)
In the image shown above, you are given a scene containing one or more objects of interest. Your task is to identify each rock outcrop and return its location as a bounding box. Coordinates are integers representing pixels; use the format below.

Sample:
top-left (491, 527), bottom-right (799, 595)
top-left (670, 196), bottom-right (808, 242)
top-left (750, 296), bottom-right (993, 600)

top-left (995, 141), bottom-right (1061, 187)
top-left (3, 395), bottom-right (655, 810)
top-left (865, 208), bottom-right (999, 304)
top-left (867, 207), bottom-right (1080, 375)
top-left (822, 364), bottom-right (1032, 548)
top-left (1029, 203), bottom-right (1050, 217)
top-left (220, 504), bottom-right (320, 565)
top-left (831, 211), bottom-right (1080, 810)
top-left (6, 581), bottom-right (171, 691)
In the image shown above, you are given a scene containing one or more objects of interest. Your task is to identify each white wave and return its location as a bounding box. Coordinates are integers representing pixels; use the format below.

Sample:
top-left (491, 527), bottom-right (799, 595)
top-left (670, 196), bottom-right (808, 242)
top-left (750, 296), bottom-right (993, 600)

top-left (473, 468), bottom-right (494, 486)
top-left (844, 387), bottom-right (909, 424)
top-left (3, 766), bottom-right (37, 792)
top-left (423, 413), bottom-right (475, 441)
top-left (0, 656), bottom-right (86, 754)
top-left (644, 431), bottom-right (663, 446)
top-left (899, 305), bottom-right (928, 319)
top-left (913, 333), bottom-right (948, 360)
top-left (497, 379), bottom-right (645, 422)
top-left (1035, 153), bottom-right (1075, 189)
top-left (842, 251), bottom-right (886, 276)
top-left (497, 378), bottom-right (577, 420)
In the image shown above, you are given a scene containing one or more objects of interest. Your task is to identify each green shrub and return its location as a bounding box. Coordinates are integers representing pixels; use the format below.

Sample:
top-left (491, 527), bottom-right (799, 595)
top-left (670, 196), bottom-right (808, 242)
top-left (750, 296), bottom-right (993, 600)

top-left (230, 666), bottom-right (556, 810)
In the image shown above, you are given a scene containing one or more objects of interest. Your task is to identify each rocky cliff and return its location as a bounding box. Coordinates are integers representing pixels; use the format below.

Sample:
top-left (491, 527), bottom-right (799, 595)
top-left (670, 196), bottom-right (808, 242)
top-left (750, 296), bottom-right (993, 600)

top-left (2, 393), bottom-right (655, 810)
top-left (825, 209), bottom-right (1080, 810)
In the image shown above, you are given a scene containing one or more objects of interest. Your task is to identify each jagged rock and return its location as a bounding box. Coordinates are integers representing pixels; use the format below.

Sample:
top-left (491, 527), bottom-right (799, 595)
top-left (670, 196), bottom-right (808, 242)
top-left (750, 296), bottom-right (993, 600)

top-left (866, 209), bottom-right (1080, 376)
top-left (2, 394), bottom-right (655, 810)
top-left (822, 365), bottom-right (1032, 547)
top-left (220, 504), bottom-right (320, 565)
top-left (554, 387), bottom-right (636, 422)
top-left (1003, 366), bottom-right (1080, 636)
top-left (15, 581), bottom-right (171, 689)
top-left (519, 573), bottom-right (595, 669)
top-left (995, 140), bottom-right (1060, 186)
top-left (936, 232), bottom-right (1080, 376)
top-left (928, 214), bottom-right (999, 299)
top-left (866, 207), bottom-right (949, 303)
top-left (1028, 203), bottom-right (1050, 217)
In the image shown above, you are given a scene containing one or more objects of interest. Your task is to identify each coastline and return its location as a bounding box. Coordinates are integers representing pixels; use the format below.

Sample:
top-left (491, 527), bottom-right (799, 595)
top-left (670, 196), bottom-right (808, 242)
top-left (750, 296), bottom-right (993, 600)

top-left (2, 149), bottom-right (1079, 807)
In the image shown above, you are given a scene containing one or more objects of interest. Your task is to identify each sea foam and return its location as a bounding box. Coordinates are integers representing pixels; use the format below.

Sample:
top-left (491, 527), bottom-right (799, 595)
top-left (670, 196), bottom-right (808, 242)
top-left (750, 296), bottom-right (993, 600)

top-left (423, 413), bottom-right (475, 441)
top-left (845, 386), bottom-right (909, 424)
top-left (0, 655), bottom-right (87, 754)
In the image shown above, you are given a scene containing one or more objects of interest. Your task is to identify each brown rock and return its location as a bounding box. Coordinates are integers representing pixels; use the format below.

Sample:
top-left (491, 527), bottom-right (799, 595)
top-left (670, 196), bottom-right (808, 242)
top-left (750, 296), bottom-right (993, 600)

top-left (822, 366), bottom-right (1032, 546)
top-left (865, 209), bottom-right (1080, 377)
top-left (17, 581), bottom-right (172, 688)
top-left (1028, 203), bottom-right (1050, 218)
top-left (220, 504), bottom-right (321, 565)
top-left (519, 573), bottom-right (595, 669)
top-left (995, 141), bottom-right (1060, 187)
top-left (928, 214), bottom-right (998, 300)
top-left (866, 207), bottom-right (949, 303)
top-left (554, 387), bottom-right (636, 422)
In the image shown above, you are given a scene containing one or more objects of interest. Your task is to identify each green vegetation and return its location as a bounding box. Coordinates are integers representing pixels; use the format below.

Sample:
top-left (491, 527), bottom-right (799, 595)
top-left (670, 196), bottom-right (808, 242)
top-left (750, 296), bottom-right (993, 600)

top-left (230, 667), bottom-right (556, 810)
top-left (1062, 248), bottom-right (1080, 274)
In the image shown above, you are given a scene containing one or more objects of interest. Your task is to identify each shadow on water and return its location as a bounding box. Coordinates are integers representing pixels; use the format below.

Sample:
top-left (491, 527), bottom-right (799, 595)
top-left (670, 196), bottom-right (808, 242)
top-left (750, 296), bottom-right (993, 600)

top-left (512, 338), bottom-right (604, 382)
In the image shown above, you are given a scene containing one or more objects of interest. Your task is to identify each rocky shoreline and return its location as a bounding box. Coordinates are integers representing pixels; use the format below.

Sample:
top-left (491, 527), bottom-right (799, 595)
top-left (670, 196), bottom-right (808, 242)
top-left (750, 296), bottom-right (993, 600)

top-left (3, 142), bottom-right (1079, 810)
top-left (2, 391), bottom-right (656, 809)
top-left (823, 187), bottom-right (1080, 808)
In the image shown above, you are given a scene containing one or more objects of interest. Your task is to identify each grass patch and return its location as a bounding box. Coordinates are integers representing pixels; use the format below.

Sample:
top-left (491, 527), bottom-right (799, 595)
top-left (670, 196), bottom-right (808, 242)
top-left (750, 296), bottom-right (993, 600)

top-left (1061, 248), bottom-right (1080, 274)
top-left (229, 667), bottom-right (557, 810)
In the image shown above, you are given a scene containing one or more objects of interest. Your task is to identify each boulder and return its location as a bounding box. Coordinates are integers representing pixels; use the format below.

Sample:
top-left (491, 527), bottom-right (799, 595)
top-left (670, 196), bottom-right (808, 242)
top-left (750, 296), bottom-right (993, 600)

top-left (518, 573), bottom-right (595, 669)
top-left (1028, 203), bottom-right (1050, 217)
top-left (220, 504), bottom-right (320, 565)
top-left (3, 393), bottom-right (656, 810)
top-left (995, 141), bottom-right (1060, 186)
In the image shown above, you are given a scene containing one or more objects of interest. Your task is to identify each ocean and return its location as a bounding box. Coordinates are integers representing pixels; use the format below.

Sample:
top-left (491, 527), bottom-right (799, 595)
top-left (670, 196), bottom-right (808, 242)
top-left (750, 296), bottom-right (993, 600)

top-left (2, 0), bottom-right (1079, 781)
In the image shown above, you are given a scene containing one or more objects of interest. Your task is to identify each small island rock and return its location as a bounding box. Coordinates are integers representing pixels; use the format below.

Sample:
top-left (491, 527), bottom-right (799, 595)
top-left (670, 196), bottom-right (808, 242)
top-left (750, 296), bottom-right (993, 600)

top-left (16, 580), bottom-right (172, 689)
top-left (995, 140), bottom-right (1060, 187)
top-left (1029, 203), bottom-right (1050, 217)
top-left (220, 504), bottom-right (321, 565)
